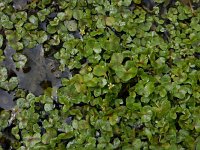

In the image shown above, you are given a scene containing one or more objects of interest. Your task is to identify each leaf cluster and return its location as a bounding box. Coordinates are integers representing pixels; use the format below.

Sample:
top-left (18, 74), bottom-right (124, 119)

top-left (0, 0), bottom-right (200, 149)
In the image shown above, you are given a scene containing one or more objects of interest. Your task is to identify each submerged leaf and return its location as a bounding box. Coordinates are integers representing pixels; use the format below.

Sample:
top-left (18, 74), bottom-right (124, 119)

top-left (0, 89), bottom-right (15, 110)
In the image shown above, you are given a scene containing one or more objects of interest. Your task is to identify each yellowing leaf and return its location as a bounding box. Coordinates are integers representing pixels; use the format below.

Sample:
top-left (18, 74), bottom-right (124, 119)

top-left (105, 17), bottom-right (115, 26)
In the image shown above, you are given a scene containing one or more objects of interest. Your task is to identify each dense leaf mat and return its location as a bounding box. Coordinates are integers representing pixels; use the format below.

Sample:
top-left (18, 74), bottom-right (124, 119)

top-left (0, 0), bottom-right (200, 149)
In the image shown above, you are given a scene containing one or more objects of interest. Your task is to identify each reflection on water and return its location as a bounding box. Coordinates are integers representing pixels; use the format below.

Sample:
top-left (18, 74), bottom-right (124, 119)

top-left (0, 89), bottom-right (15, 110)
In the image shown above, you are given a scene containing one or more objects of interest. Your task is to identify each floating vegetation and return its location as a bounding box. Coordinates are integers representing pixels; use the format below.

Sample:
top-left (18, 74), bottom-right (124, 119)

top-left (0, 0), bottom-right (200, 149)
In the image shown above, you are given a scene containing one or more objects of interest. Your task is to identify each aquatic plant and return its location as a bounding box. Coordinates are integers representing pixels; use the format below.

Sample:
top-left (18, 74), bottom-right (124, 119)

top-left (0, 0), bottom-right (200, 149)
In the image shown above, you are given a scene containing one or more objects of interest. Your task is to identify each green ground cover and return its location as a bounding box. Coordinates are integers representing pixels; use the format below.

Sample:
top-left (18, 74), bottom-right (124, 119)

top-left (0, 0), bottom-right (200, 149)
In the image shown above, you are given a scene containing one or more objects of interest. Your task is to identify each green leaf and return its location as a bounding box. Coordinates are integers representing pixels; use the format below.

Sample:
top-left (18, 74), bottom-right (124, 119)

top-left (16, 98), bottom-right (29, 108)
top-left (1, 14), bottom-right (13, 29)
top-left (141, 106), bottom-right (153, 123)
top-left (159, 88), bottom-right (167, 97)
top-left (144, 128), bottom-right (152, 141)
top-left (42, 128), bottom-right (57, 144)
top-left (47, 24), bottom-right (57, 34)
top-left (133, 139), bottom-right (142, 150)
top-left (50, 17), bottom-right (59, 26)
top-left (105, 17), bottom-right (115, 26)
top-left (0, 35), bottom-right (3, 48)
top-left (123, 67), bottom-right (138, 82)
top-left (44, 103), bottom-right (54, 111)
top-left (0, 67), bottom-right (7, 82)
top-left (29, 15), bottom-right (38, 25)
top-left (37, 9), bottom-right (50, 21)
top-left (13, 53), bottom-right (27, 69)
top-left (93, 65), bottom-right (107, 76)
top-left (113, 138), bottom-right (120, 149)
top-left (195, 120), bottom-right (200, 132)
top-left (195, 136), bottom-right (200, 150)
top-left (0, 110), bottom-right (10, 130)
top-left (11, 126), bottom-right (20, 140)
top-left (23, 133), bottom-right (41, 147)
top-left (94, 88), bottom-right (101, 97)
top-left (57, 12), bottom-right (66, 21)
top-left (144, 82), bottom-right (155, 97)
top-left (57, 132), bottom-right (74, 140)
top-left (114, 65), bottom-right (126, 79)
top-left (109, 113), bottom-right (118, 125)
top-left (133, 0), bottom-right (141, 4)
top-left (65, 20), bottom-right (78, 31)
top-left (101, 121), bottom-right (112, 132)
top-left (126, 97), bottom-right (141, 110)
top-left (73, 9), bottom-right (84, 20)
top-left (37, 31), bottom-right (48, 44)
top-left (110, 53), bottom-right (124, 67)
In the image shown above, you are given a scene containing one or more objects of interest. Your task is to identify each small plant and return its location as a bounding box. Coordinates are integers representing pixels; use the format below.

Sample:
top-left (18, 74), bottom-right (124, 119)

top-left (0, 0), bottom-right (200, 149)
